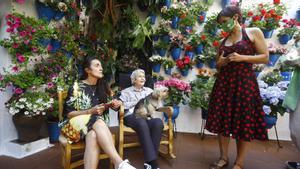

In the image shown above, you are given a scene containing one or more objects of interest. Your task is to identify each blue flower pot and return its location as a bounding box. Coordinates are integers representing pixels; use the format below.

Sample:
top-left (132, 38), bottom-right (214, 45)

top-left (164, 105), bottom-right (180, 123)
top-left (152, 35), bottom-right (159, 41)
top-left (164, 68), bottom-right (172, 75)
top-left (163, 0), bottom-right (171, 9)
top-left (47, 122), bottom-right (60, 143)
top-left (39, 39), bottom-right (51, 46)
top-left (196, 61), bottom-right (204, 68)
top-left (184, 26), bottom-right (193, 34)
top-left (198, 11), bottom-right (206, 23)
top-left (255, 71), bottom-right (260, 77)
top-left (221, 0), bottom-right (231, 8)
top-left (281, 71), bottom-right (292, 81)
top-left (278, 34), bottom-right (291, 44)
top-left (50, 39), bottom-right (62, 53)
top-left (208, 60), bottom-right (217, 69)
top-left (196, 44), bottom-right (204, 54)
top-left (152, 64), bottom-right (161, 72)
top-left (65, 51), bottom-right (73, 59)
top-left (149, 14), bottom-right (157, 25)
top-left (54, 11), bottom-right (65, 20)
top-left (171, 16), bottom-right (179, 29)
top-left (171, 48), bottom-right (181, 60)
top-left (262, 29), bottom-right (274, 39)
top-left (180, 69), bottom-right (189, 77)
top-left (264, 115), bottom-right (277, 129)
top-left (35, 1), bottom-right (56, 22)
top-left (158, 49), bottom-right (167, 57)
top-left (201, 108), bottom-right (208, 120)
top-left (186, 51), bottom-right (194, 60)
top-left (268, 54), bottom-right (280, 66)
top-left (161, 35), bottom-right (170, 42)
top-left (297, 9), bottom-right (300, 22)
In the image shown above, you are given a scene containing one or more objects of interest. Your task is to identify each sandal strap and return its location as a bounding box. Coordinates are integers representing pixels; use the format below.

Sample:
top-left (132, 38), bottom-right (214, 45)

top-left (210, 158), bottom-right (229, 169)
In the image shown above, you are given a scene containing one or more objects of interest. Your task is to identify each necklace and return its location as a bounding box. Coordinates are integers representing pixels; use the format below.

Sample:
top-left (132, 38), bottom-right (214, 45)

top-left (87, 85), bottom-right (96, 97)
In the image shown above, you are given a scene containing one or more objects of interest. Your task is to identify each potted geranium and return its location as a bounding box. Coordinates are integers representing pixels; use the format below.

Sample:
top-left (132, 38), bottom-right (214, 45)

top-left (162, 59), bottom-right (175, 75)
top-left (154, 40), bottom-right (170, 57)
top-left (5, 91), bottom-right (54, 142)
top-left (190, 1), bottom-right (210, 23)
top-left (155, 78), bottom-right (191, 122)
top-left (258, 80), bottom-right (288, 128)
top-left (268, 43), bottom-right (288, 66)
top-left (176, 56), bottom-right (192, 76)
top-left (149, 55), bottom-right (166, 73)
top-left (161, 2), bottom-right (186, 29)
top-left (189, 33), bottom-right (207, 55)
top-left (169, 30), bottom-right (185, 60)
top-left (261, 69), bottom-right (283, 85)
top-left (179, 12), bottom-right (197, 34)
top-left (156, 20), bottom-right (172, 42)
top-left (189, 73), bottom-right (216, 119)
top-left (0, 13), bottom-right (54, 67)
top-left (277, 19), bottom-right (299, 44)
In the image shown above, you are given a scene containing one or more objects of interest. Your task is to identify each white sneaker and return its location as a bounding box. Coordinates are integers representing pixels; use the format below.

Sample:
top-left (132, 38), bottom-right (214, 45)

top-left (144, 163), bottom-right (152, 169)
top-left (118, 159), bottom-right (136, 169)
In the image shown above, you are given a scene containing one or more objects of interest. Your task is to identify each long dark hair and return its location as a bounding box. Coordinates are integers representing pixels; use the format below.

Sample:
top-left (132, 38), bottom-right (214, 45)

top-left (80, 56), bottom-right (111, 102)
top-left (217, 6), bottom-right (242, 24)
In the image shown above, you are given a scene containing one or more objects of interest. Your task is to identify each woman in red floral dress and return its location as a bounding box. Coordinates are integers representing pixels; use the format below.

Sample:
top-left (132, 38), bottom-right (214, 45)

top-left (206, 6), bottom-right (269, 169)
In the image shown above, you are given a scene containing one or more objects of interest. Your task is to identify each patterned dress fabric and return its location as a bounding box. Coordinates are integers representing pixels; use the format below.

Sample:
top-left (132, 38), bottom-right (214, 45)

top-left (205, 28), bottom-right (268, 141)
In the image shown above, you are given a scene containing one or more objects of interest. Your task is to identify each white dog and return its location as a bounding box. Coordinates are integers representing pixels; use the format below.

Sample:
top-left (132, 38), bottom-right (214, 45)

top-left (134, 85), bottom-right (169, 120)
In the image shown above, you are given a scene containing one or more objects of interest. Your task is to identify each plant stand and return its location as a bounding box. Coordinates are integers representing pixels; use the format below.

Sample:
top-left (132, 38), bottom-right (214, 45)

top-left (199, 118), bottom-right (206, 140)
top-left (274, 124), bottom-right (283, 149)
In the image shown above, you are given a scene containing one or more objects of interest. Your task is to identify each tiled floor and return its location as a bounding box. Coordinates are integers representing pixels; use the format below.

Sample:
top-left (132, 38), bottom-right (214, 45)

top-left (0, 133), bottom-right (299, 169)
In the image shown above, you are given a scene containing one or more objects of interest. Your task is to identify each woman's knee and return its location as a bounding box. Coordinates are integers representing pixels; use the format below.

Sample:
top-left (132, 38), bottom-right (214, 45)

top-left (93, 119), bottom-right (107, 129)
top-left (153, 118), bottom-right (164, 129)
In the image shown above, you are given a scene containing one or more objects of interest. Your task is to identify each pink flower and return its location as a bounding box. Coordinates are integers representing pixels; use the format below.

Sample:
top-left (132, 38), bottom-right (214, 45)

top-left (31, 28), bottom-right (36, 33)
top-left (6, 28), bottom-right (13, 33)
top-left (47, 82), bottom-right (55, 89)
top-left (12, 66), bottom-right (19, 72)
top-left (16, 54), bottom-right (26, 63)
top-left (31, 47), bottom-right (38, 53)
top-left (12, 43), bottom-right (19, 48)
top-left (47, 44), bottom-right (53, 51)
top-left (0, 75), bottom-right (3, 81)
top-left (14, 88), bottom-right (23, 94)
top-left (15, 0), bottom-right (25, 4)
top-left (23, 39), bottom-right (30, 45)
top-left (19, 31), bottom-right (27, 37)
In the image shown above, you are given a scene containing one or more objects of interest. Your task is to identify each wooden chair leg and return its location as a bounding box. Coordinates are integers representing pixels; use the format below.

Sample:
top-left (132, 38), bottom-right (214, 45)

top-left (65, 144), bottom-right (71, 169)
top-left (168, 118), bottom-right (176, 159)
top-left (119, 120), bottom-right (124, 159)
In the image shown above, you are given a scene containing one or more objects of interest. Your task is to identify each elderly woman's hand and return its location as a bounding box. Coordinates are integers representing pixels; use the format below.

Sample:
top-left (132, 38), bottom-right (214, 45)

top-left (111, 99), bottom-right (122, 109)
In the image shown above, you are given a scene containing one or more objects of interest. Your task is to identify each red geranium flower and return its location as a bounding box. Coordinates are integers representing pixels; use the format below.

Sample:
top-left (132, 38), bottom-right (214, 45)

top-left (212, 41), bottom-right (219, 47)
top-left (183, 56), bottom-right (190, 64)
top-left (247, 11), bottom-right (253, 17)
top-left (201, 35), bottom-right (206, 41)
top-left (273, 0), bottom-right (280, 4)
top-left (221, 31), bottom-right (229, 38)
top-left (199, 15), bottom-right (204, 21)
top-left (260, 9), bottom-right (266, 15)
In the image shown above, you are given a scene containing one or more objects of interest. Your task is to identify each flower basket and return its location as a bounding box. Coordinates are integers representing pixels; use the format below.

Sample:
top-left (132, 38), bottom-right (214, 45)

top-left (268, 54), bottom-right (280, 66)
top-left (278, 34), bottom-right (291, 44)
top-left (12, 113), bottom-right (45, 142)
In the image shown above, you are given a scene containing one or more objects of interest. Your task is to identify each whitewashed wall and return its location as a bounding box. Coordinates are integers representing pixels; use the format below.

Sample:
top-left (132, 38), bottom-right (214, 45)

top-left (0, 0), bottom-right (298, 156)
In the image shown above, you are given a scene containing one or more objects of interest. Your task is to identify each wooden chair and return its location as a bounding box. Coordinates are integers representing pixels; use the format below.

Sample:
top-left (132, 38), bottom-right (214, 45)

top-left (58, 90), bottom-right (114, 169)
top-left (118, 105), bottom-right (176, 159)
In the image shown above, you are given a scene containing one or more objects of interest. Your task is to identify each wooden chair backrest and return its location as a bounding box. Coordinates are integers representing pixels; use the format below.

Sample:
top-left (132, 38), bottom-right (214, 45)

top-left (58, 90), bottom-right (68, 121)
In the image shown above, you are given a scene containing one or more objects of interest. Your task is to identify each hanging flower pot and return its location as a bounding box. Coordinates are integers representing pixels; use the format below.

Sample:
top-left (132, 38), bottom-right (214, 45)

top-left (149, 14), bottom-right (157, 25)
top-left (186, 51), bottom-right (194, 60)
top-left (152, 63), bottom-right (161, 72)
top-left (198, 11), bottom-right (206, 23)
top-left (180, 69), bottom-right (189, 76)
top-left (196, 60), bottom-right (204, 68)
top-left (47, 121), bottom-right (60, 143)
top-left (196, 44), bottom-right (204, 54)
top-left (208, 60), bottom-right (217, 69)
top-left (171, 48), bottom-right (181, 60)
top-left (184, 26), bottom-right (193, 35)
top-left (163, 0), bottom-right (171, 9)
top-left (262, 29), bottom-right (274, 39)
top-left (268, 54), bottom-right (280, 66)
top-left (50, 39), bottom-right (62, 53)
top-left (164, 67), bottom-right (172, 75)
top-left (171, 16), bottom-right (179, 29)
top-left (164, 105), bottom-right (180, 123)
top-left (39, 38), bottom-right (51, 47)
top-left (35, 1), bottom-right (56, 22)
top-left (221, 0), bottom-right (231, 8)
top-left (54, 11), bottom-right (65, 21)
top-left (264, 114), bottom-right (277, 129)
top-left (12, 113), bottom-right (45, 142)
top-left (158, 48), bottom-right (167, 57)
top-left (278, 34), bottom-right (291, 44)
top-left (161, 35), bottom-right (170, 42)
top-left (281, 71), bottom-right (292, 81)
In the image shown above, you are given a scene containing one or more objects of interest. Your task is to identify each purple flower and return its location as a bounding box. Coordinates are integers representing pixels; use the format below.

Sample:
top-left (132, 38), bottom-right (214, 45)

top-left (263, 105), bottom-right (272, 115)
top-left (47, 82), bottom-right (54, 89)
top-left (12, 66), bottom-right (19, 72)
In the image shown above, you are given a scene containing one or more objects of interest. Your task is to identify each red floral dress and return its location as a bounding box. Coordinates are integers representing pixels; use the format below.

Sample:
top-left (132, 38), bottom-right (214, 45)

top-left (205, 28), bottom-right (268, 141)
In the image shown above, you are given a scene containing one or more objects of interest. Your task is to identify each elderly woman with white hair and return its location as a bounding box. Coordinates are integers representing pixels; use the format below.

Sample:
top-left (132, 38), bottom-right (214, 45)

top-left (119, 69), bottom-right (164, 169)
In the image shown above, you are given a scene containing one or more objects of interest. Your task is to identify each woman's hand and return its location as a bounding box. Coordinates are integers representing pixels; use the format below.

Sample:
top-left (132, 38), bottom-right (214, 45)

top-left (228, 52), bottom-right (244, 62)
top-left (111, 99), bottom-right (122, 109)
top-left (217, 51), bottom-right (229, 68)
top-left (89, 105), bottom-right (105, 115)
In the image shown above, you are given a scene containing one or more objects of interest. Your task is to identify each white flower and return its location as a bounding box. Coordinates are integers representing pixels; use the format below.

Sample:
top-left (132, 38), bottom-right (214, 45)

top-left (24, 111), bottom-right (29, 115)
top-left (42, 112), bottom-right (46, 115)
top-left (58, 2), bottom-right (68, 12)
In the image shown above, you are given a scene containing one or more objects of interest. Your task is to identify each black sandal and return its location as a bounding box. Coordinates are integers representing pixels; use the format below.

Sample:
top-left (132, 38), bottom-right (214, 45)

top-left (209, 158), bottom-right (229, 169)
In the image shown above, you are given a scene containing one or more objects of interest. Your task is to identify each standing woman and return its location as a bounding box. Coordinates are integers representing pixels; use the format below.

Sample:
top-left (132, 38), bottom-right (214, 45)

top-left (63, 56), bottom-right (136, 169)
top-left (206, 6), bottom-right (269, 169)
